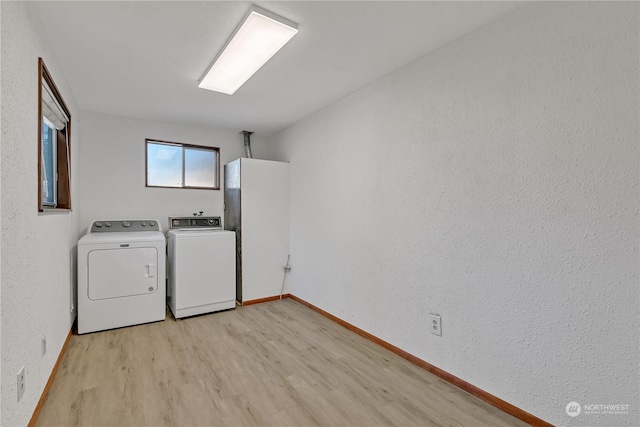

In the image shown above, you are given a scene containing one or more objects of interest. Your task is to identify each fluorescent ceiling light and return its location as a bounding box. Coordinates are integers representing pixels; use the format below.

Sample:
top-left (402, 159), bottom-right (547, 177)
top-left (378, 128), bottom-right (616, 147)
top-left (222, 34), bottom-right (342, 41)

top-left (199, 5), bottom-right (298, 95)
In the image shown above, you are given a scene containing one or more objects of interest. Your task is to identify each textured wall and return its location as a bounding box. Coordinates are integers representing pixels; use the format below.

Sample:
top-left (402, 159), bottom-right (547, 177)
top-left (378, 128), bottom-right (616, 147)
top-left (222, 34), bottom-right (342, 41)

top-left (78, 111), bottom-right (271, 234)
top-left (0, 4), bottom-right (3, 404)
top-left (1, 2), bottom-right (79, 426)
top-left (268, 2), bottom-right (639, 426)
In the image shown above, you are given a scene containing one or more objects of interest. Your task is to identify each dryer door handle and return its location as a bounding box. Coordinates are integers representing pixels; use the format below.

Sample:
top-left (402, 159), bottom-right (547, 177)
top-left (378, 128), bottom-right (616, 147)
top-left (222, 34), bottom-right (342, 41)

top-left (146, 264), bottom-right (155, 278)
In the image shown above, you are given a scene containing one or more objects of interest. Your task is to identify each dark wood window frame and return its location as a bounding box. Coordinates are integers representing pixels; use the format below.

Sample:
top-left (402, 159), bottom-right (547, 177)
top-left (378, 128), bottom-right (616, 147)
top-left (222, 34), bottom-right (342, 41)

top-left (145, 139), bottom-right (221, 190)
top-left (38, 58), bottom-right (72, 212)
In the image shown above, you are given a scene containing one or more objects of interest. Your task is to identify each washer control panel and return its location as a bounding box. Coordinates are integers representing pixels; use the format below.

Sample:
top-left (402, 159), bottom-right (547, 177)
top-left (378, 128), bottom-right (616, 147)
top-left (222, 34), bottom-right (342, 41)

top-left (169, 216), bottom-right (222, 229)
top-left (90, 220), bottom-right (160, 233)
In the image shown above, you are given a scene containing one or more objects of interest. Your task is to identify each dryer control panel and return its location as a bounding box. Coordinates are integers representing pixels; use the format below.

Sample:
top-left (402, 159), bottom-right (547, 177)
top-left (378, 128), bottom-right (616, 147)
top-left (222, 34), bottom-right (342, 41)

top-left (169, 216), bottom-right (222, 229)
top-left (90, 220), bottom-right (160, 233)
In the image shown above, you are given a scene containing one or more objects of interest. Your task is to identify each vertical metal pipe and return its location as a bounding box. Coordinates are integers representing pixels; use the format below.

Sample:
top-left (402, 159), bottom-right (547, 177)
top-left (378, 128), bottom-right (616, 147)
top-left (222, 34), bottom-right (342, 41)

top-left (240, 130), bottom-right (254, 158)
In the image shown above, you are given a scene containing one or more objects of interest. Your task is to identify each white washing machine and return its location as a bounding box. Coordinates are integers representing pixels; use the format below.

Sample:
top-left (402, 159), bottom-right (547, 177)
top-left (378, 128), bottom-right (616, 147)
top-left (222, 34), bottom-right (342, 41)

top-left (77, 220), bottom-right (166, 334)
top-left (167, 216), bottom-right (236, 319)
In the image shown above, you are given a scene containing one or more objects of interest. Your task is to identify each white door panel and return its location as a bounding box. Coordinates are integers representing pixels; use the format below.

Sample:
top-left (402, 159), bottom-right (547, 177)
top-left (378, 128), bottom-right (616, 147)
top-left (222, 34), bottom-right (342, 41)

top-left (88, 248), bottom-right (158, 300)
top-left (173, 233), bottom-right (235, 308)
top-left (241, 159), bottom-right (290, 301)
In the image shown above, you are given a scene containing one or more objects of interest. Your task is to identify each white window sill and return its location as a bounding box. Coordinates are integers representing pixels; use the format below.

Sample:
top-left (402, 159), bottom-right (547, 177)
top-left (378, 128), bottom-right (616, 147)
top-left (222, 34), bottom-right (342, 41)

top-left (39, 208), bottom-right (72, 215)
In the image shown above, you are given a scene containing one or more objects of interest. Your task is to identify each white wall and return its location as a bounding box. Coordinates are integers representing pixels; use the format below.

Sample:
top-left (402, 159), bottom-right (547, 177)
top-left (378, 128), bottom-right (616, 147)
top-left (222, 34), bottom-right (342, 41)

top-left (0, 1), bottom-right (3, 413)
top-left (268, 2), bottom-right (639, 426)
top-left (78, 111), bottom-right (270, 234)
top-left (1, 2), bottom-right (80, 426)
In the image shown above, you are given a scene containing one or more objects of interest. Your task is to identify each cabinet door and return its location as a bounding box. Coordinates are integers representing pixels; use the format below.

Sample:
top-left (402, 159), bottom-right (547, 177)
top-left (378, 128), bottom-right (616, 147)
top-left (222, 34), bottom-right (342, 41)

top-left (88, 248), bottom-right (158, 300)
top-left (241, 158), bottom-right (289, 301)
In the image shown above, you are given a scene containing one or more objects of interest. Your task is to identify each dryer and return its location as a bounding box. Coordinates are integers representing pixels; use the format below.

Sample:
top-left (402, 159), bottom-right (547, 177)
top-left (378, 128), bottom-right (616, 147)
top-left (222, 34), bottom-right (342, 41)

top-left (77, 220), bottom-right (166, 334)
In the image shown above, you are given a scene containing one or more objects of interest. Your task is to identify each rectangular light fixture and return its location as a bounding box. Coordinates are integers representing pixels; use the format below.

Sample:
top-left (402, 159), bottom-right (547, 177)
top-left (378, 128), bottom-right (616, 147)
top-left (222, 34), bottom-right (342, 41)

top-left (198, 5), bottom-right (298, 95)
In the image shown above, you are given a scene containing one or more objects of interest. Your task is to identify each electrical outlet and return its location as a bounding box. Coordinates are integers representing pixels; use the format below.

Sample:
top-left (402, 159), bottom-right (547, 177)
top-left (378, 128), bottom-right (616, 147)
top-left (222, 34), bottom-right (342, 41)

top-left (41, 334), bottom-right (47, 357)
top-left (430, 314), bottom-right (442, 336)
top-left (17, 367), bottom-right (25, 402)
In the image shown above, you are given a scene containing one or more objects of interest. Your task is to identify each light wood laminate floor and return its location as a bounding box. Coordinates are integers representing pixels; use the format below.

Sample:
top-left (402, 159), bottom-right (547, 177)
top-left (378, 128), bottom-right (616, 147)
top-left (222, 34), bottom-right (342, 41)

top-left (37, 299), bottom-right (527, 427)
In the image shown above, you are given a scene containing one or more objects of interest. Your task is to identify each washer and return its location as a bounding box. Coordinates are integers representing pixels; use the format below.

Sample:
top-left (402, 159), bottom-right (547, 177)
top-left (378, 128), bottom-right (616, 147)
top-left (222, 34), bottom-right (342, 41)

top-left (167, 216), bottom-right (236, 319)
top-left (77, 220), bottom-right (166, 334)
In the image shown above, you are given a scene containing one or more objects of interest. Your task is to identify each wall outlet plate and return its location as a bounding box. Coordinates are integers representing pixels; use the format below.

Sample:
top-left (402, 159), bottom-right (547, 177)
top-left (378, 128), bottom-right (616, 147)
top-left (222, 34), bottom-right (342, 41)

top-left (17, 366), bottom-right (25, 402)
top-left (430, 314), bottom-right (442, 336)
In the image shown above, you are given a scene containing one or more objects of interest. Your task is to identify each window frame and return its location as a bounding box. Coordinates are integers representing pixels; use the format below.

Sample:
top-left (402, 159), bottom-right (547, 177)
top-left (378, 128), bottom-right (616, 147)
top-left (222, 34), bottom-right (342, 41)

top-left (145, 139), bottom-right (221, 190)
top-left (38, 58), bottom-right (72, 212)
top-left (41, 116), bottom-right (58, 207)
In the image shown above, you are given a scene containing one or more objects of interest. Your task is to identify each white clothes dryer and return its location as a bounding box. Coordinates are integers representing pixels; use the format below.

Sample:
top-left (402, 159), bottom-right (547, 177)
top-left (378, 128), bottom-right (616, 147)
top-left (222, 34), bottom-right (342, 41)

top-left (77, 220), bottom-right (166, 334)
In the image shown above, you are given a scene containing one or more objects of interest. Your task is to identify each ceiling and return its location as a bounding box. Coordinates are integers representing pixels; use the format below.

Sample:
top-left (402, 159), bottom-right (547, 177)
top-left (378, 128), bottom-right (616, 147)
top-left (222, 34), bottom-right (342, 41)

top-left (33, 1), bottom-right (525, 137)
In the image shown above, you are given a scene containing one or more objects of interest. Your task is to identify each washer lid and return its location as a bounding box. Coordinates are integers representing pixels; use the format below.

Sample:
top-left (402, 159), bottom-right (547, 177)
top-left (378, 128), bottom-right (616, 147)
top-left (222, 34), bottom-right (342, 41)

top-left (79, 231), bottom-right (166, 245)
top-left (167, 229), bottom-right (235, 238)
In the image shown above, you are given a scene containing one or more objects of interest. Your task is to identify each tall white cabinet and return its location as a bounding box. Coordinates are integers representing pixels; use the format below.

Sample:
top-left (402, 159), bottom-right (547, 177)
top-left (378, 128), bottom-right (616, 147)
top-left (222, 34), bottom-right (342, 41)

top-left (224, 158), bottom-right (290, 304)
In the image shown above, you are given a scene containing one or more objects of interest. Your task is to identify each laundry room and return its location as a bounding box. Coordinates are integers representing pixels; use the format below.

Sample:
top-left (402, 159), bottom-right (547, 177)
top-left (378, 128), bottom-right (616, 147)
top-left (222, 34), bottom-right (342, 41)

top-left (1, 2), bottom-right (638, 427)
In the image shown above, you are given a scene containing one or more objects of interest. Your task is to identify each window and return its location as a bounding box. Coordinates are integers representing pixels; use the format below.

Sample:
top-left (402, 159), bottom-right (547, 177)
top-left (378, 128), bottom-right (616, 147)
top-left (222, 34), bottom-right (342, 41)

top-left (145, 139), bottom-right (220, 190)
top-left (38, 58), bottom-right (71, 211)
